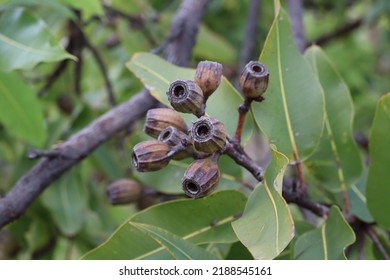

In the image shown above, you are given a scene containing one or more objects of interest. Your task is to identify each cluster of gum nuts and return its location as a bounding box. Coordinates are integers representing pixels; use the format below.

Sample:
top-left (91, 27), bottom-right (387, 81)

top-left (128, 59), bottom-right (270, 200)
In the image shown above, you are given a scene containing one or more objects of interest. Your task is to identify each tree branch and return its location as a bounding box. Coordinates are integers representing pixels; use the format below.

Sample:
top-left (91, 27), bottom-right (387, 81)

top-left (0, 0), bottom-right (210, 230)
top-left (306, 18), bottom-right (363, 48)
top-left (287, 0), bottom-right (306, 53)
top-left (239, 0), bottom-right (260, 70)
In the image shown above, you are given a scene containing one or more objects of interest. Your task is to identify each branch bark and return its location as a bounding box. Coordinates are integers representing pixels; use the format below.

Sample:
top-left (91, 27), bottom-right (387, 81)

top-left (286, 0), bottom-right (306, 53)
top-left (0, 0), bottom-right (210, 230)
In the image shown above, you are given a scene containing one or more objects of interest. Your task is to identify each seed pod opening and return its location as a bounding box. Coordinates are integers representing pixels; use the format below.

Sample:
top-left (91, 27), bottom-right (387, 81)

top-left (191, 116), bottom-right (227, 153)
top-left (239, 61), bottom-right (269, 101)
top-left (106, 179), bottom-right (142, 205)
top-left (182, 159), bottom-right (220, 198)
top-left (194, 60), bottom-right (223, 99)
top-left (167, 79), bottom-right (204, 117)
top-left (144, 108), bottom-right (188, 139)
top-left (158, 126), bottom-right (193, 160)
top-left (132, 140), bottom-right (171, 172)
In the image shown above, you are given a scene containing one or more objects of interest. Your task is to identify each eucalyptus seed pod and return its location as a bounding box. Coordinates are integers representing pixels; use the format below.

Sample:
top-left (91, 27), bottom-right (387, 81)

top-left (167, 79), bottom-right (204, 117)
top-left (182, 159), bottom-right (220, 198)
top-left (194, 60), bottom-right (223, 98)
top-left (191, 116), bottom-right (227, 153)
top-left (106, 179), bottom-right (142, 205)
top-left (158, 126), bottom-right (193, 160)
top-left (239, 61), bottom-right (269, 101)
top-left (132, 140), bottom-right (172, 172)
top-left (144, 108), bottom-right (188, 139)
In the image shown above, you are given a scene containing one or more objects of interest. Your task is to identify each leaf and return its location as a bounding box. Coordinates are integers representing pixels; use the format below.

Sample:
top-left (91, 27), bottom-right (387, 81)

top-left (0, 71), bottom-right (46, 146)
top-left (41, 168), bottom-right (88, 237)
top-left (294, 206), bottom-right (355, 259)
top-left (0, 8), bottom-right (76, 72)
top-left (60, 0), bottom-right (103, 18)
top-left (193, 24), bottom-right (237, 64)
top-left (131, 223), bottom-right (219, 260)
top-left (366, 93), bottom-right (390, 229)
top-left (254, 7), bottom-right (324, 161)
top-left (126, 52), bottom-right (254, 142)
top-left (82, 190), bottom-right (247, 259)
top-left (232, 146), bottom-right (294, 259)
top-left (304, 46), bottom-right (362, 193)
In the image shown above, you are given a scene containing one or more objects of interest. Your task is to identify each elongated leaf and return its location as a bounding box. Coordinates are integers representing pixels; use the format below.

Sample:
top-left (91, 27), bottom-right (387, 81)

top-left (366, 93), bottom-right (390, 229)
top-left (254, 7), bottom-right (324, 161)
top-left (304, 46), bottom-right (362, 193)
top-left (41, 168), bottom-right (88, 237)
top-left (232, 146), bottom-right (294, 259)
top-left (131, 223), bottom-right (218, 260)
top-left (0, 8), bottom-right (75, 72)
top-left (82, 190), bottom-right (246, 259)
top-left (60, 0), bottom-right (103, 18)
top-left (126, 52), bottom-right (253, 142)
top-left (0, 71), bottom-right (46, 146)
top-left (294, 206), bottom-right (355, 259)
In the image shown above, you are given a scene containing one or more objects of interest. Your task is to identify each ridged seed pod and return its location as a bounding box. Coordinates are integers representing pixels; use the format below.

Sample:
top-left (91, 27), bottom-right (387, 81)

top-left (167, 79), bottom-right (204, 117)
top-left (144, 108), bottom-right (188, 139)
top-left (158, 126), bottom-right (193, 160)
top-left (194, 60), bottom-right (223, 99)
top-left (106, 179), bottom-right (142, 205)
top-left (239, 61), bottom-right (269, 101)
top-left (182, 159), bottom-right (220, 198)
top-left (191, 116), bottom-right (227, 153)
top-left (132, 140), bottom-right (172, 172)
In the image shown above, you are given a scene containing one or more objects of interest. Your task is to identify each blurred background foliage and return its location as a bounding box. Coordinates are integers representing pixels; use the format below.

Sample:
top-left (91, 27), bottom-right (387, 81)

top-left (0, 0), bottom-right (389, 259)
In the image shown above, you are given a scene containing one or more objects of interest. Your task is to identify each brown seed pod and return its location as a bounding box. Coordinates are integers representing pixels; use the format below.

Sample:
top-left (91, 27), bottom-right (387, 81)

top-left (194, 60), bottom-right (223, 99)
top-left (182, 159), bottom-right (220, 198)
top-left (239, 61), bottom-right (269, 101)
top-left (106, 179), bottom-right (142, 205)
top-left (132, 140), bottom-right (172, 172)
top-left (191, 116), bottom-right (227, 153)
top-left (167, 79), bottom-right (204, 117)
top-left (144, 108), bottom-right (188, 139)
top-left (158, 126), bottom-right (193, 160)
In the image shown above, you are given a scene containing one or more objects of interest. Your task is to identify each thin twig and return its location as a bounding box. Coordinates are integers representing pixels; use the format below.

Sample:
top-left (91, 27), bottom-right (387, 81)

top-left (365, 225), bottom-right (390, 260)
top-left (307, 18), bottom-right (363, 48)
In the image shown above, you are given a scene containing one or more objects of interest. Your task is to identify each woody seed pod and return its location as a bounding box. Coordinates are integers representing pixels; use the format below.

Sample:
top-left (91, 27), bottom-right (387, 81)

top-left (191, 116), bottom-right (227, 153)
top-left (167, 79), bottom-right (204, 117)
top-left (144, 108), bottom-right (188, 139)
top-left (182, 159), bottom-right (220, 198)
top-left (194, 60), bottom-right (223, 98)
top-left (158, 126), bottom-right (193, 160)
top-left (132, 140), bottom-right (172, 172)
top-left (239, 61), bottom-right (269, 101)
top-left (106, 179), bottom-right (142, 205)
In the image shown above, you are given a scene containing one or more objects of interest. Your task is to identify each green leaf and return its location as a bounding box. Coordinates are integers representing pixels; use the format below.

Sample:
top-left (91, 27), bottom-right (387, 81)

top-left (82, 190), bottom-right (247, 259)
top-left (193, 24), bottom-right (237, 64)
top-left (60, 0), bottom-right (103, 18)
top-left (0, 8), bottom-right (76, 72)
top-left (304, 46), bottom-right (362, 193)
top-left (254, 7), bottom-right (324, 161)
top-left (0, 71), bottom-right (46, 146)
top-left (131, 223), bottom-right (219, 260)
top-left (366, 93), bottom-right (390, 229)
top-left (232, 146), bottom-right (294, 259)
top-left (126, 52), bottom-right (253, 142)
top-left (294, 206), bottom-right (355, 259)
top-left (41, 168), bottom-right (88, 237)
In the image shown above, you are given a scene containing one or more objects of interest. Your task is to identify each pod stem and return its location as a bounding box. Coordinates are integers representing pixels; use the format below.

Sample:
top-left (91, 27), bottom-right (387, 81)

top-left (233, 97), bottom-right (252, 143)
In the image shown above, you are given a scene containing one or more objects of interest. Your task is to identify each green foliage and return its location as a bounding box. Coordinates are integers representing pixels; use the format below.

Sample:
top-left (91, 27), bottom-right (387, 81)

top-left (366, 93), bottom-right (390, 229)
top-left (0, 0), bottom-right (389, 261)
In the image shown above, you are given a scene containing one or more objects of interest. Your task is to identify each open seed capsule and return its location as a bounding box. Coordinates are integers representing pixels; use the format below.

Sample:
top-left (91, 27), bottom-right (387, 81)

top-left (239, 61), bottom-right (269, 101)
top-left (182, 159), bottom-right (220, 198)
top-left (191, 116), bottom-right (227, 153)
top-left (167, 79), bottom-right (204, 117)
top-left (158, 126), bottom-right (193, 160)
